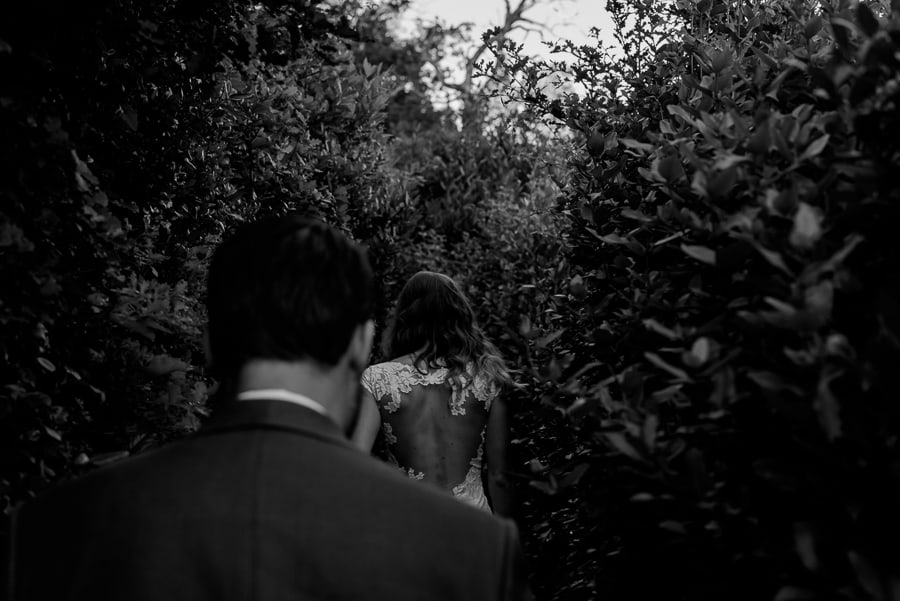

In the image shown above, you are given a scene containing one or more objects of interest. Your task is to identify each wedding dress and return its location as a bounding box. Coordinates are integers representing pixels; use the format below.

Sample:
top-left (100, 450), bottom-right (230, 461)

top-left (361, 359), bottom-right (499, 513)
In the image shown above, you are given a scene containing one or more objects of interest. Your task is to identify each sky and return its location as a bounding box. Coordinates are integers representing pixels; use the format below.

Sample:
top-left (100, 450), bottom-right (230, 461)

top-left (396, 0), bottom-right (617, 61)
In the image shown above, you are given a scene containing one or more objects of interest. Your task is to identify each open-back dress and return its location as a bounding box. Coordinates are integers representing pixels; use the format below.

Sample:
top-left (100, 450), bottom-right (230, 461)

top-left (360, 357), bottom-right (499, 512)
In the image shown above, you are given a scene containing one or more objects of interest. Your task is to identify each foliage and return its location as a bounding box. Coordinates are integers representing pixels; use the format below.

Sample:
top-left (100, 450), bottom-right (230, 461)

top-left (9, 0), bottom-right (900, 599)
top-left (0, 0), bottom-right (563, 531)
top-left (0, 0), bottom-right (404, 513)
top-left (499, 0), bottom-right (900, 598)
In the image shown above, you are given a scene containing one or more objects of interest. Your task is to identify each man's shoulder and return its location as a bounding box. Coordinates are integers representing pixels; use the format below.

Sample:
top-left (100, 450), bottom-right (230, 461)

top-left (16, 442), bottom-right (174, 515)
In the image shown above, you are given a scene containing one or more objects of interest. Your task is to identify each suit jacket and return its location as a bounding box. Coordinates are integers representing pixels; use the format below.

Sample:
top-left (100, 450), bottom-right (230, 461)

top-left (6, 399), bottom-right (529, 601)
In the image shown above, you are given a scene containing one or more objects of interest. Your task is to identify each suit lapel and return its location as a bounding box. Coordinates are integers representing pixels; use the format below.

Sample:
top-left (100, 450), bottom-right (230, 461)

top-left (197, 399), bottom-right (354, 449)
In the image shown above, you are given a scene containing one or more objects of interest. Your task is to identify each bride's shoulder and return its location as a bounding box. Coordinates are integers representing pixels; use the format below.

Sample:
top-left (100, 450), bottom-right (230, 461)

top-left (367, 358), bottom-right (410, 370)
top-left (363, 359), bottom-right (414, 379)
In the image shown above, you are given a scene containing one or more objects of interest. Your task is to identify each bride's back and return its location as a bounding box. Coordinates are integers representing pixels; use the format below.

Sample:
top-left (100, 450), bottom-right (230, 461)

top-left (363, 357), bottom-right (497, 492)
top-left (364, 270), bottom-right (510, 505)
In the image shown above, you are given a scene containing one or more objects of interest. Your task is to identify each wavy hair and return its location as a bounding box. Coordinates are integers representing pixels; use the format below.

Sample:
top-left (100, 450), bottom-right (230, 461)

top-left (382, 271), bottom-right (514, 391)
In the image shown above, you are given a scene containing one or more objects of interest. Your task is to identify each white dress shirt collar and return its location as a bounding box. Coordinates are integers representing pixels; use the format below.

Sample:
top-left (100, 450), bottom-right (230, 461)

top-left (235, 389), bottom-right (328, 417)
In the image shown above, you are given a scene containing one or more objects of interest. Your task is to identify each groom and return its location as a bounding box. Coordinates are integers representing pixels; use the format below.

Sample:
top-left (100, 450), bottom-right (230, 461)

top-left (6, 215), bottom-right (530, 600)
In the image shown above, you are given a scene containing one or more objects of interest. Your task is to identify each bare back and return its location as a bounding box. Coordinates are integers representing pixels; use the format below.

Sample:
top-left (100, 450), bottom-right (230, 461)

top-left (361, 357), bottom-right (499, 501)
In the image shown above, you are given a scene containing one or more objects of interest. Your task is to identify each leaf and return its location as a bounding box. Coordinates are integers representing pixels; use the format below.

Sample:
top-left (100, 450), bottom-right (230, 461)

top-left (651, 384), bottom-right (684, 403)
top-left (604, 132), bottom-right (619, 150)
top-left (559, 463), bottom-right (589, 487)
top-left (0, 223), bottom-right (35, 252)
top-left (713, 70), bottom-right (733, 92)
top-left (774, 586), bottom-right (816, 601)
top-left (848, 550), bottom-right (885, 599)
top-left (644, 352), bottom-right (691, 381)
top-left (804, 16), bottom-right (824, 38)
top-left (565, 396), bottom-right (593, 417)
top-left (750, 46), bottom-right (777, 68)
top-left (603, 432), bottom-right (645, 462)
top-left (587, 130), bottom-right (606, 154)
top-left (666, 104), bottom-right (699, 128)
top-left (710, 49), bottom-right (733, 73)
top-left (120, 105), bottom-right (138, 131)
top-left (746, 371), bottom-right (788, 391)
top-left (764, 296), bottom-right (798, 314)
top-left (794, 522), bottom-right (820, 571)
top-left (37, 357), bottom-right (56, 372)
top-left (746, 125), bottom-right (771, 154)
top-left (806, 234), bottom-right (863, 280)
top-left (682, 74), bottom-right (701, 89)
top-left (690, 337), bottom-right (711, 364)
top-left (643, 318), bottom-right (681, 340)
top-left (657, 154), bottom-right (685, 182)
top-left (642, 414), bottom-right (659, 452)
top-left (529, 480), bottom-right (558, 495)
top-left (680, 244), bottom-right (716, 265)
top-left (707, 166), bottom-right (737, 199)
top-left (742, 238), bottom-right (795, 275)
top-left (579, 202), bottom-right (593, 222)
top-left (536, 328), bottom-right (566, 348)
top-left (856, 3), bottom-right (879, 37)
top-left (145, 355), bottom-right (190, 376)
top-left (621, 208), bottom-right (653, 222)
top-left (659, 520), bottom-right (686, 534)
top-left (115, 316), bottom-right (157, 341)
top-left (592, 231), bottom-right (629, 245)
top-left (805, 281), bottom-right (834, 325)
top-left (815, 368), bottom-right (842, 441)
top-left (638, 166), bottom-right (663, 183)
top-left (619, 138), bottom-right (654, 154)
top-left (790, 202), bottom-right (823, 249)
top-left (44, 427), bottom-right (62, 441)
top-left (800, 134), bottom-right (830, 161)
top-left (713, 153), bottom-right (749, 170)
top-left (528, 459), bottom-right (548, 473)
top-left (831, 17), bottom-right (859, 47)
top-left (519, 315), bottom-right (533, 337)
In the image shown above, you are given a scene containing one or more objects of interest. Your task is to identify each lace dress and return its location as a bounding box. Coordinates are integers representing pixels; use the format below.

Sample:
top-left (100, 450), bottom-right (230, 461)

top-left (361, 360), bottom-right (499, 513)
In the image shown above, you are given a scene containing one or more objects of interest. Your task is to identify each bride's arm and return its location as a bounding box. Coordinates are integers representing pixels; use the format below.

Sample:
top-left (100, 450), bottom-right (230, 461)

top-left (349, 390), bottom-right (381, 453)
top-left (486, 395), bottom-right (514, 517)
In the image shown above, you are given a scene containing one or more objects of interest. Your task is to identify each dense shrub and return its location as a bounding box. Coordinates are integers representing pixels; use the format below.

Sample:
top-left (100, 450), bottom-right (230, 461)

top-left (0, 0), bottom-right (564, 529)
top-left (0, 0), bottom-right (404, 513)
top-left (503, 0), bottom-right (900, 599)
top-left (10, 0), bottom-right (900, 598)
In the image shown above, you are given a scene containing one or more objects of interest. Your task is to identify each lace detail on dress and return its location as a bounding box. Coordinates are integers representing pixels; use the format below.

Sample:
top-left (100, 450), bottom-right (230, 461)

top-left (404, 467), bottom-right (425, 480)
top-left (361, 360), bottom-right (500, 513)
top-left (471, 370), bottom-right (498, 413)
top-left (451, 438), bottom-right (489, 512)
top-left (362, 363), bottom-right (447, 414)
top-left (362, 361), bottom-right (496, 416)
top-left (382, 422), bottom-right (397, 445)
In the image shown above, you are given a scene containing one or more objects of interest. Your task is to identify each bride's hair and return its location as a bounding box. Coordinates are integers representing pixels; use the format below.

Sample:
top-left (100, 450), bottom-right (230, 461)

top-left (382, 271), bottom-right (513, 390)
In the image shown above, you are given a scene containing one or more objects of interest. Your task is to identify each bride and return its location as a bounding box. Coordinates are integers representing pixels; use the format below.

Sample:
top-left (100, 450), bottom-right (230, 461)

top-left (352, 271), bottom-right (514, 515)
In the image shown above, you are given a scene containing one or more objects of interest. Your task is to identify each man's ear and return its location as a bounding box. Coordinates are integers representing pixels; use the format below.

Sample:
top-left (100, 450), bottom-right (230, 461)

top-left (349, 319), bottom-right (375, 369)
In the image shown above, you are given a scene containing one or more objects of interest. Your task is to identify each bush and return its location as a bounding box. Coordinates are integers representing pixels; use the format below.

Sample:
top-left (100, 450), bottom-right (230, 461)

top-left (0, 0), bottom-right (565, 525)
top-left (0, 0), bottom-right (402, 513)
top-left (503, 0), bottom-right (900, 598)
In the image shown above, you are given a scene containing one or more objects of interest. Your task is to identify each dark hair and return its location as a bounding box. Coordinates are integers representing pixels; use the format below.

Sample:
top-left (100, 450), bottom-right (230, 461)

top-left (382, 271), bottom-right (512, 389)
top-left (206, 215), bottom-right (374, 377)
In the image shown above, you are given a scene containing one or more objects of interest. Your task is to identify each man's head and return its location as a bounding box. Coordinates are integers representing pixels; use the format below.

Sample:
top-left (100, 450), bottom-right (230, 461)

top-left (206, 215), bottom-right (375, 386)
